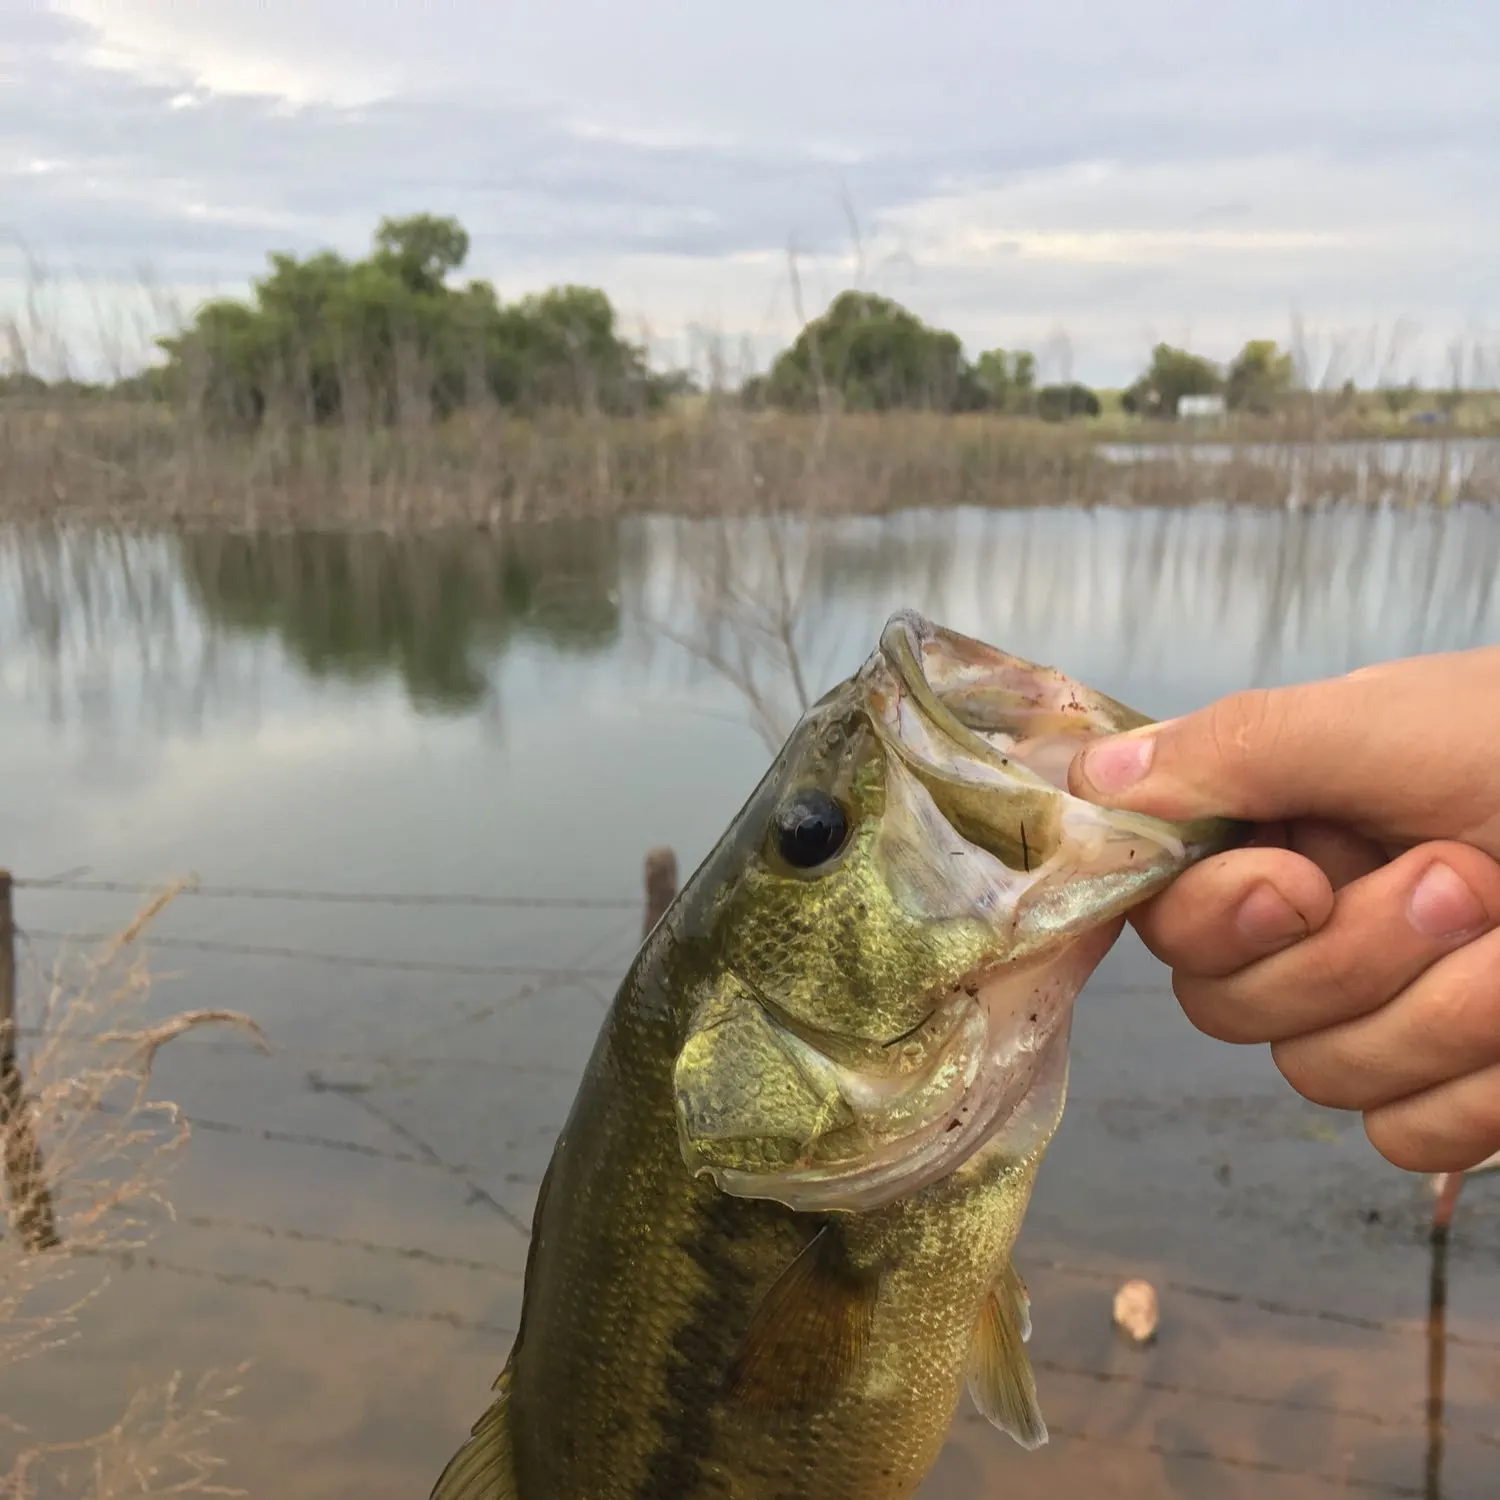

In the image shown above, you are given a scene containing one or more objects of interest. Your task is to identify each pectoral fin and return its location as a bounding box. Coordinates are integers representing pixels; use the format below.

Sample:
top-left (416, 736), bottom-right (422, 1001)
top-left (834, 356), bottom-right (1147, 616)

top-left (967, 1262), bottom-right (1048, 1450)
top-left (728, 1223), bottom-right (879, 1415)
top-left (429, 1367), bottom-right (517, 1500)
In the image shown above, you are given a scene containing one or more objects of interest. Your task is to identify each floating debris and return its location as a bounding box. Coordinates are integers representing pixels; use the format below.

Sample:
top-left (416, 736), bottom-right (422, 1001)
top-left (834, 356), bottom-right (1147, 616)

top-left (1113, 1279), bottom-right (1160, 1346)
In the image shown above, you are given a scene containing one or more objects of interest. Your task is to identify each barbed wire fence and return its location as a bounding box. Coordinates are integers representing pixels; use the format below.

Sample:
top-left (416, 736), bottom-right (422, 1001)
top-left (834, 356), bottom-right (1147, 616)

top-left (1, 857), bottom-right (1497, 1488)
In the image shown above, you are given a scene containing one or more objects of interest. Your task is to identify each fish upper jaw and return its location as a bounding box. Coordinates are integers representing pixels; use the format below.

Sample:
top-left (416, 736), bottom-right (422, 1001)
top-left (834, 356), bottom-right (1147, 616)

top-left (861, 610), bottom-right (1241, 932)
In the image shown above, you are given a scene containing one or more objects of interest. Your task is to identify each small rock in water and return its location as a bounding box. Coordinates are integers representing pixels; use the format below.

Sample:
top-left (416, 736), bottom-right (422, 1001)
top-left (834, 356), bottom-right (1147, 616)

top-left (1113, 1279), bottom-right (1159, 1346)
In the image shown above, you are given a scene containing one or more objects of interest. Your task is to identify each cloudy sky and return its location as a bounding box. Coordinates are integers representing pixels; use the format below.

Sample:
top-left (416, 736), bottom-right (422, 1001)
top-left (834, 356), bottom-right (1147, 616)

top-left (3, 1), bottom-right (1497, 384)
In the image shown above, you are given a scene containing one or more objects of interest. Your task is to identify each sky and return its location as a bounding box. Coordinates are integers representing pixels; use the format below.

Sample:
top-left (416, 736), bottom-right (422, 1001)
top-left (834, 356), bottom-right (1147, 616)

top-left (2, 0), bottom-right (1498, 386)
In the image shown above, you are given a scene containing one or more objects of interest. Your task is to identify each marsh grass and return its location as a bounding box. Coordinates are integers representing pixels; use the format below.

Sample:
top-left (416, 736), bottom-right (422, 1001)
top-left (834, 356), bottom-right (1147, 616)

top-left (1, 886), bottom-right (266, 1498)
top-left (5, 399), bottom-right (1500, 532)
top-left (4, 283), bottom-right (1499, 529)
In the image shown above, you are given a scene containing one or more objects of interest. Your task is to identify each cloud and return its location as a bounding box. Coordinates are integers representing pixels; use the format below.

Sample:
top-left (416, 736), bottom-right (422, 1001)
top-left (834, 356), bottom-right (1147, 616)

top-left (3, 2), bottom-right (1496, 383)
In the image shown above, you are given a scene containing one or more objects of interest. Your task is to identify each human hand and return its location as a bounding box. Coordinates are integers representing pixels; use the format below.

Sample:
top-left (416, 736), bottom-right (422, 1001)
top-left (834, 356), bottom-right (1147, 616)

top-left (1066, 647), bottom-right (1500, 1174)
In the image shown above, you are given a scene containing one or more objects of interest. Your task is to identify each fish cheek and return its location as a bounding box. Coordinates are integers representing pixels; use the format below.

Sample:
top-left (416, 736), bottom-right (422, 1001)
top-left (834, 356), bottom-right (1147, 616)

top-left (725, 1223), bottom-right (881, 1417)
top-left (722, 761), bottom-right (968, 1048)
top-left (673, 977), bottom-right (856, 1177)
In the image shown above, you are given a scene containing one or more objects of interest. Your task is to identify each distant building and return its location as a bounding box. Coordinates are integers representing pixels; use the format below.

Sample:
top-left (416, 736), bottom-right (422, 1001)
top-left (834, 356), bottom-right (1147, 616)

top-left (1178, 394), bottom-right (1226, 421)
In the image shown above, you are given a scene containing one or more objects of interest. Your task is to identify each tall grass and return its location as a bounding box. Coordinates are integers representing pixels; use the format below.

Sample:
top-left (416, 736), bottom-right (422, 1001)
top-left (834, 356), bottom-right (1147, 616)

top-left (4, 400), bottom-right (1499, 531)
top-left (1, 887), bottom-right (265, 1498)
top-left (3, 284), bottom-right (1499, 530)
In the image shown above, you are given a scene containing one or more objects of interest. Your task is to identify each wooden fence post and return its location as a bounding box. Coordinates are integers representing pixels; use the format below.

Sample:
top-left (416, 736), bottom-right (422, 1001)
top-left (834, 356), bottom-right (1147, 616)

top-left (0, 870), bottom-right (60, 1250)
top-left (642, 848), bottom-right (678, 939)
top-left (1425, 1206), bottom-right (1450, 1499)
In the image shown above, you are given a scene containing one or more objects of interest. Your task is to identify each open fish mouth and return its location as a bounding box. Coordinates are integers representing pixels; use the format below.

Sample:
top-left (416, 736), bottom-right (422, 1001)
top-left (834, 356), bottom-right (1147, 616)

top-left (674, 611), bottom-right (1241, 1215)
top-left (864, 609), bottom-right (1230, 882)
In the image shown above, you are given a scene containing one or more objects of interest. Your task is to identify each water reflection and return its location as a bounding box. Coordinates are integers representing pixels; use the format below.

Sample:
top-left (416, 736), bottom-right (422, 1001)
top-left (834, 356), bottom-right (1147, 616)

top-left (3, 505), bottom-right (1498, 736)
top-left (628, 502), bottom-right (1500, 750)
top-left (0, 522), bottom-right (628, 727)
top-left (180, 524), bottom-right (625, 713)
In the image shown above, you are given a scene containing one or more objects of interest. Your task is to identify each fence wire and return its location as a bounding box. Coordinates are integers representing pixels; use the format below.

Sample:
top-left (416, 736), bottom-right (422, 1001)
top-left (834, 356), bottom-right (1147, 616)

top-left (7, 863), bottom-right (1500, 1492)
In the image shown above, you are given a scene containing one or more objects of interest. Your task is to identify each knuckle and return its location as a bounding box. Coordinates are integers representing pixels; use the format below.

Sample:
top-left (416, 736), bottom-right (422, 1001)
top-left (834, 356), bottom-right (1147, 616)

top-left (1185, 690), bottom-right (1292, 820)
top-left (1419, 974), bottom-right (1487, 1042)
top-left (1363, 1112), bottom-right (1435, 1172)
top-left (1132, 889), bottom-right (1201, 967)
top-left (1204, 689), bottom-right (1284, 765)
top-left (1296, 939), bottom-right (1380, 1025)
top-left (1173, 974), bottom-right (1263, 1044)
top-left (1319, 968), bottom-right (1371, 1023)
top-left (1365, 1078), bottom-right (1500, 1174)
top-left (1450, 1075), bottom-right (1500, 1152)
top-left (1271, 1037), bottom-right (1362, 1111)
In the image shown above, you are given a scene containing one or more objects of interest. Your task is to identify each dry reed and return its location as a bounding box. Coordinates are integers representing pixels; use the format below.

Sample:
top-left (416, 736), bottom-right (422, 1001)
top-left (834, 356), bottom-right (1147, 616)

top-left (3, 401), bottom-right (1497, 533)
top-left (1, 885), bottom-right (266, 1498)
top-left (4, 267), bottom-right (1499, 530)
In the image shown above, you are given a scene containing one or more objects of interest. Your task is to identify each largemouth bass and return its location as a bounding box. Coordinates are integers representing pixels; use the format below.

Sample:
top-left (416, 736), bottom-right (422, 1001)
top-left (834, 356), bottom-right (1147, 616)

top-left (432, 610), bottom-right (1240, 1500)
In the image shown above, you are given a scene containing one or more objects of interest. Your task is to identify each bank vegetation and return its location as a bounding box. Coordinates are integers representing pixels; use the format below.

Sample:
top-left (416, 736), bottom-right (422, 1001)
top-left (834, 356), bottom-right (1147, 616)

top-left (3, 213), bottom-right (1498, 529)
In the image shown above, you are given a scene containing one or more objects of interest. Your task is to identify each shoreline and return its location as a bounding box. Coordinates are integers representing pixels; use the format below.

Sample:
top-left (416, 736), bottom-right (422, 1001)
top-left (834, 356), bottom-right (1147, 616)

top-left (1, 407), bottom-right (1495, 531)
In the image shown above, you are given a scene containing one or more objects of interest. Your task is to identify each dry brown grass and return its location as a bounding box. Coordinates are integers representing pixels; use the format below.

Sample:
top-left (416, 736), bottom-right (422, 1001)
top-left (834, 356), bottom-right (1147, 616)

top-left (1, 886), bottom-right (266, 1498)
top-left (4, 264), bottom-right (1499, 530)
top-left (2, 400), bottom-right (1497, 532)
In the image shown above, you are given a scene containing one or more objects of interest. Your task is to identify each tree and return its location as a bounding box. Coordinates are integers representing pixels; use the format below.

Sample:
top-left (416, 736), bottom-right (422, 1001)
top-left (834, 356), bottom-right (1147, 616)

top-left (762, 291), bottom-right (981, 413)
top-left (373, 214), bottom-right (471, 295)
top-left (1013, 351), bottom-right (1037, 401)
top-left (1035, 382), bottom-right (1101, 421)
top-left (1381, 379), bottom-right (1419, 417)
top-left (1122, 343), bottom-right (1223, 418)
top-left (1225, 339), bottom-right (1295, 414)
top-left (152, 215), bottom-right (668, 428)
top-left (973, 348), bottom-right (1038, 413)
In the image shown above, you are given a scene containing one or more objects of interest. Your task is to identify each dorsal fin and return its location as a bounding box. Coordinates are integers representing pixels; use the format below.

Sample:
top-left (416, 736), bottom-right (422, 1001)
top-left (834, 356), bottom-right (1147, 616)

top-left (967, 1262), bottom-right (1047, 1450)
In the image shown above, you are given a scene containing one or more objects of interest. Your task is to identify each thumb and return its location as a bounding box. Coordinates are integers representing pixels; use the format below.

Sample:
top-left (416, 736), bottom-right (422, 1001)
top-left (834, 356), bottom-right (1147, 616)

top-left (1066, 679), bottom-right (1401, 826)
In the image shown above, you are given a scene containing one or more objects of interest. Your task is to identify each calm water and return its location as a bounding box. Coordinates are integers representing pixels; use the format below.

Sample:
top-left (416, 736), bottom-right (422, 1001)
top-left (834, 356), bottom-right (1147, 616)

top-left (2, 504), bottom-right (1499, 1498)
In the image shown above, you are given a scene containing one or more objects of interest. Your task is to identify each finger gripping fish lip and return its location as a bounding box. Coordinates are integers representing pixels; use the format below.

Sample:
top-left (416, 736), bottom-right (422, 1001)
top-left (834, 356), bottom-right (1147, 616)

top-left (674, 611), bottom-right (1241, 1215)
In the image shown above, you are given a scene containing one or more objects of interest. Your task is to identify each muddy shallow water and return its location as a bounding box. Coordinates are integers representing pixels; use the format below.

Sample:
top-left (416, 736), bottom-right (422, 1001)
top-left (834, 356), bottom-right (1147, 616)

top-left (2, 502), bottom-right (1498, 1497)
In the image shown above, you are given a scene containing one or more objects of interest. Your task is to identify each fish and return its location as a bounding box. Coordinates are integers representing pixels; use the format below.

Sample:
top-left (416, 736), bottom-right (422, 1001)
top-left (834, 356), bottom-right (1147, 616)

top-left (431, 609), bottom-right (1242, 1500)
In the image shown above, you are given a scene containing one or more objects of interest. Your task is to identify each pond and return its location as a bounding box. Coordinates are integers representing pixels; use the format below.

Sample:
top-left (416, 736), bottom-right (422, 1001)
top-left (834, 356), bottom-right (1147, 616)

top-left (2, 502), bottom-right (1498, 1498)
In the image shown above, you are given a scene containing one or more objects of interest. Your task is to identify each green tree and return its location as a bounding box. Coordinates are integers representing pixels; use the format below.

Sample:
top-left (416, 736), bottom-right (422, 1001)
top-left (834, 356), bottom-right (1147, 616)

top-left (1381, 379), bottom-right (1419, 417)
top-left (493, 286), bottom-right (639, 411)
top-left (152, 215), bottom-right (676, 428)
top-left (973, 348), bottom-right (1038, 413)
top-left (372, 213), bottom-right (470, 295)
top-left (1225, 339), bottom-right (1295, 414)
top-left (1122, 343), bottom-right (1224, 418)
top-left (763, 291), bottom-right (983, 413)
top-left (1012, 352), bottom-right (1036, 406)
top-left (1035, 382), bottom-right (1101, 421)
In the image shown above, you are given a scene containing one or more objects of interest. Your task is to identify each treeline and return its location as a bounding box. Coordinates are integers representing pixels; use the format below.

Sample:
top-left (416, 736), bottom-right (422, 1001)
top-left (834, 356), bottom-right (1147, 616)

top-left (0, 211), bottom-right (1471, 427)
top-left (114, 214), bottom-right (689, 427)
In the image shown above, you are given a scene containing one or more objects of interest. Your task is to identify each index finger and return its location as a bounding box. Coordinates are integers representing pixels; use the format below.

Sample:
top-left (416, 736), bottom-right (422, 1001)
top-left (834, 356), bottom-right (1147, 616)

top-left (1131, 845), bottom-right (1335, 979)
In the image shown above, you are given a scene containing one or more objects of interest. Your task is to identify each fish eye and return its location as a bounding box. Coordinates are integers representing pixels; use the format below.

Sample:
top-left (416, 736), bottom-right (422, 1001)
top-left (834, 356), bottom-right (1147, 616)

top-left (773, 787), bottom-right (850, 870)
